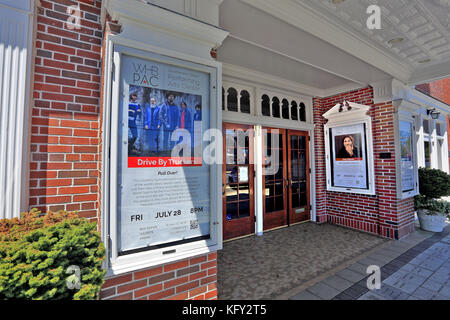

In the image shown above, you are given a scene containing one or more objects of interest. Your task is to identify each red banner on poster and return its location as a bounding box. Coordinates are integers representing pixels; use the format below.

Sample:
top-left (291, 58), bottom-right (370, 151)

top-left (335, 157), bottom-right (363, 162)
top-left (128, 157), bottom-right (202, 168)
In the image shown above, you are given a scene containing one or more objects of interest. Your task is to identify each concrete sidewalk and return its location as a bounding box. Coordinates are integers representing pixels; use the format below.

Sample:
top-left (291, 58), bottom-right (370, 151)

top-left (285, 224), bottom-right (450, 300)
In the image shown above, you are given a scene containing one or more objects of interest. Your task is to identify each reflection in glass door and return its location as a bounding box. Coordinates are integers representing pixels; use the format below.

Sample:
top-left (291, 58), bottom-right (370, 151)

top-left (222, 123), bottom-right (254, 240)
top-left (288, 130), bottom-right (310, 224)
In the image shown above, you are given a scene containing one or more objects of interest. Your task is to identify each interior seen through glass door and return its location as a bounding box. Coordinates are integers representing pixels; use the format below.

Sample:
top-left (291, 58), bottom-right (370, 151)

top-left (290, 135), bottom-right (307, 209)
top-left (264, 131), bottom-right (285, 214)
top-left (225, 129), bottom-right (251, 221)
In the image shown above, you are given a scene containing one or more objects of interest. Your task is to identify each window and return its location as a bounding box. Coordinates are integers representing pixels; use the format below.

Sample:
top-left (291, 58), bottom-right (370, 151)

top-left (222, 83), bottom-right (312, 125)
top-left (272, 97), bottom-right (280, 118)
top-left (222, 85), bottom-right (253, 115)
top-left (291, 101), bottom-right (298, 120)
top-left (299, 102), bottom-right (306, 122)
top-left (240, 90), bottom-right (250, 114)
top-left (282, 99), bottom-right (289, 119)
top-left (261, 94), bottom-right (270, 116)
top-left (227, 88), bottom-right (238, 112)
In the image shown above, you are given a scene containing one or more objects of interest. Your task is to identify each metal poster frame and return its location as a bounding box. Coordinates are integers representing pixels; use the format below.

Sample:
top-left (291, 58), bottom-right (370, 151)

top-left (103, 40), bottom-right (222, 275)
top-left (323, 101), bottom-right (375, 195)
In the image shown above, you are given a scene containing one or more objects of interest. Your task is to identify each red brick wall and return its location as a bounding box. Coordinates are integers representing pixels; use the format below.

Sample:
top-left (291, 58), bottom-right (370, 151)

top-left (100, 253), bottom-right (218, 300)
top-left (30, 0), bottom-right (102, 222)
top-left (313, 87), bottom-right (415, 239)
top-left (429, 79), bottom-right (450, 105)
top-left (313, 98), bottom-right (328, 224)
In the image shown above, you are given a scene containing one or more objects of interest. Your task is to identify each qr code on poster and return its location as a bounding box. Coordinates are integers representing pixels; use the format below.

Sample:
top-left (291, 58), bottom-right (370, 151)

top-left (190, 220), bottom-right (199, 230)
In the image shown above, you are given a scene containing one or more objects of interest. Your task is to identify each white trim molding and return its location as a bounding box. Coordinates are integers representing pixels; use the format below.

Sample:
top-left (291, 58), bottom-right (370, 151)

top-left (103, 0), bottom-right (228, 61)
top-left (392, 100), bottom-right (420, 199)
top-left (222, 62), bottom-right (322, 98)
top-left (0, 0), bottom-right (36, 219)
top-left (371, 79), bottom-right (394, 104)
top-left (393, 80), bottom-right (450, 119)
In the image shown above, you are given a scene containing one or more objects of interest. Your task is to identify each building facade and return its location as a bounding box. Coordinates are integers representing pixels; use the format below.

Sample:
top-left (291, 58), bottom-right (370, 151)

top-left (1, 0), bottom-right (450, 300)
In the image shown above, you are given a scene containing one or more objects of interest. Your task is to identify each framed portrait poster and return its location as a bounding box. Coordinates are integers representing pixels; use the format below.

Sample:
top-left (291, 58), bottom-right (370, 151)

top-left (330, 123), bottom-right (368, 190)
top-left (323, 101), bottom-right (375, 195)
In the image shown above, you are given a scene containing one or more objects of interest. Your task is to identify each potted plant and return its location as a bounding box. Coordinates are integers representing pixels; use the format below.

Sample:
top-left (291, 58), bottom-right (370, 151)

top-left (414, 168), bottom-right (450, 232)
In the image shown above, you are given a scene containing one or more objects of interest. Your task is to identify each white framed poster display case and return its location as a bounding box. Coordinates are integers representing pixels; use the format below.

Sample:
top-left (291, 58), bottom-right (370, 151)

top-left (323, 101), bottom-right (375, 195)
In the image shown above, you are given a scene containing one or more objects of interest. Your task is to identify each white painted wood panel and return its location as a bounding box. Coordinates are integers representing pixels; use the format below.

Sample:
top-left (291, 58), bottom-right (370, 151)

top-left (0, 1), bottom-right (34, 218)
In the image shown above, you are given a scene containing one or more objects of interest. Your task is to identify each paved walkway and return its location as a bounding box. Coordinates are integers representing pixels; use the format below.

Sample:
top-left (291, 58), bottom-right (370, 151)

top-left (218, 222), bottom-right (389, 300)
top-left (287, 224), bottom-right (450, 300)
top-left (217, 223), bottom-right (390, 300)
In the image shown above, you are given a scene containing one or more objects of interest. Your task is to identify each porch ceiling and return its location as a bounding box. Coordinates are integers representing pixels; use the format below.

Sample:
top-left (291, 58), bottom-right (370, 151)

top-left (294, 0), bottom-right (450, 85)
top-left (217, 0), bottom-right (450, 97)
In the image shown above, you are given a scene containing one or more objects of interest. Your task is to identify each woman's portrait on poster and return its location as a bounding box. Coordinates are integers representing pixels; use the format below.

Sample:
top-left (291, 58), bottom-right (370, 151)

top-left (336, 135), bottom-right (361, 160)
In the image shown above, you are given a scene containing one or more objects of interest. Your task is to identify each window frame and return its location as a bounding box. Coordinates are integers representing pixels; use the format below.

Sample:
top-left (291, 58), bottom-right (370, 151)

top-left (323, 102), bottom-right (376, 196)
top-left (393, 99), bottom-right (420, 199)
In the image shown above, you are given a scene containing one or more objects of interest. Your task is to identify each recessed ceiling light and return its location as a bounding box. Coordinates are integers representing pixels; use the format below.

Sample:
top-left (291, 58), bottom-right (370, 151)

top-left (388, 37), bottom-right (404, 45)
top-left (418, 58), bottom-right (431, 64)
top-left (331, 0), bottom-right (346, 4)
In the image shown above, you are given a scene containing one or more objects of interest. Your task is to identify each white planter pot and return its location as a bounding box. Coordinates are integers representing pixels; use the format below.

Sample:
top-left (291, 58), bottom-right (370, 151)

top-left (417, 209), bottom-right (446, 232)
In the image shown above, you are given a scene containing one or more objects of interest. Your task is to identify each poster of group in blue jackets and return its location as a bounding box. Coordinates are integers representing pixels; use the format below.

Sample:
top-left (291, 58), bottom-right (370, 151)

top-left (117, 53), bottom-right (212, 254)
top-left (127, 85), bottom-right (203, 168)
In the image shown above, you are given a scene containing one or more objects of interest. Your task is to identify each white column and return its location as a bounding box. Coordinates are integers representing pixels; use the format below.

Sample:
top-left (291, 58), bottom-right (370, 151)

top-left (430, 120), bottom-right (438, 169)
top-left (443, 126), bottom-right (449, 174)
top-left (416, 115), bottom-right (425, 168)
top-left (0, 1), bottom-right (34, 219)
top-left (254, 125), bottom-right (263, 236)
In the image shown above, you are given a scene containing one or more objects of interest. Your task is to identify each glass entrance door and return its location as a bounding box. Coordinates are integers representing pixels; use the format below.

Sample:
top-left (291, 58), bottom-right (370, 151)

top-left (287, 130), bottom-right (310, 224)
top-left (262, 128), bottom-right (287, 230)
top-left (222, 123), bottom-right (255, 240)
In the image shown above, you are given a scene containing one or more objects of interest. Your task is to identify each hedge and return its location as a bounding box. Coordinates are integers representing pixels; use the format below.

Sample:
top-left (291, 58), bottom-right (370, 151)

top-left (0, 209), bottom-right (105, 300)
top-left (418, 167), bottom-right (450, 200)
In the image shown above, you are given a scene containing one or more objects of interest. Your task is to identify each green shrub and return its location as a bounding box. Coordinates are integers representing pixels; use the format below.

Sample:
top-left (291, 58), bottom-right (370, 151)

top-left (0, 209), bottom-right (105, 300)
top-left (414, 195), bottom-right (449, 216)
top-left (417, 167), bottom-right (450, 200)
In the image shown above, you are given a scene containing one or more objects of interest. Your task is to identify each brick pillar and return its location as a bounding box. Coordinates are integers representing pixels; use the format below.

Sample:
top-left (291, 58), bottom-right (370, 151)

top-left (314, 88), bottom-right (415, 239)
top-left (313, 97), bottom-right (327, 223)
top-left (371, 102), bottom-right (414, 239)
top-left (30, 0), bottom-right (103, 222)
